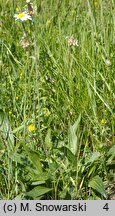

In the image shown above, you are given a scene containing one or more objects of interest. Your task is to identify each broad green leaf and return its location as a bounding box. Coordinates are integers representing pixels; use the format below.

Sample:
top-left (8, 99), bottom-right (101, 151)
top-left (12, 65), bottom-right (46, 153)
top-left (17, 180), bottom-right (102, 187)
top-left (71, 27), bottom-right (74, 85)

top-left (108, 145), bottom-right (115, 156)
top-left (0, 109), bottom-right (14, 148)
top-left (107, 145), bottom-right (115, 165)
top-left (27, 170), bottom-right (48, 182)
top-left (25, 186), bottom-right (52, 199)
top-left (59, 146), bottom-right (77, 166)
top-left (24, 147), bottom-right (42, 173)
top-left (14, 193), bottom-right (24, 200)
top-left (89, 175), bottom-right (107, 198)
top-left (12, 153), bottom-right (24, 165)
top-left (68, 114), bottom-right (81, 155)
top-left (45, 128), bottom-right (52, 149)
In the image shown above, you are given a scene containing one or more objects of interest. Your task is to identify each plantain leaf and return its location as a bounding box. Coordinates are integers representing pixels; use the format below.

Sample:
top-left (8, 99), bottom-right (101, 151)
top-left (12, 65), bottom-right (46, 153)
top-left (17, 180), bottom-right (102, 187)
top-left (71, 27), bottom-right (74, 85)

top-left (24, 147), bottom-right (42, 173)
top-left (12, 153), bottom-right (25, 165)
top-left (68, 114), bottom-right (81, 155)
top-left (27, 170), bottom-right (48, 182)
top-left (14, 193), bottom-right (24, 200)
top-left (25, 186), bottom-right (52, 199)
top-left (107, 145), bottom-right (115, 165)
top-left (0, 109), bottom-right (14, 148)
top-left (89, 175), bottom-right (107, 198)
top-left (45, 128), bottom-right (52, 149)
top-left (59, 146), bottom-right (77, 166)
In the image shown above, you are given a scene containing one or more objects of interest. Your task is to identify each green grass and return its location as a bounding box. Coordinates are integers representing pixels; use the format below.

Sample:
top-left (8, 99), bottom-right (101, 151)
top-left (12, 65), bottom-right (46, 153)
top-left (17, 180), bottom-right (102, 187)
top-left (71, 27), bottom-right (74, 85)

top-left (0, 0), bottom-right (115, 200)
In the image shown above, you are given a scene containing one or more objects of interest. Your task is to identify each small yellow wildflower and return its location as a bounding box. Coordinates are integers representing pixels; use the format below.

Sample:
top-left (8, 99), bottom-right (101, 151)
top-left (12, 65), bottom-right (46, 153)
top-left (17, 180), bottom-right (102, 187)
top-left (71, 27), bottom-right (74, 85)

top-left (101, 119), bottom-right (107, 125)
top-left (94, 0), bottom-right (99, 8)
top-left (16, 96), bottom-right (19, 100)
top-left (71, 9), bottom-right (75, 15)
top-left (43, 107), bottom-right (50, 116)
top-left (28, 124), bottom-right (35, 132)
top-left (16, 7), bottom-right (19, 12)
top-left (46, 19), bottom-right (51, 27)
top-left (20, 72), bottom-right (23, 79)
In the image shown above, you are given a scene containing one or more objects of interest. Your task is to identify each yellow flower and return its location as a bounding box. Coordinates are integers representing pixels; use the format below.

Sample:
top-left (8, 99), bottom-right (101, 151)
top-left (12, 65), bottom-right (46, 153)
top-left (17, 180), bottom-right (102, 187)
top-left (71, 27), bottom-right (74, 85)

top-left (46, 19), bottom-right (51, 27)
top-left (43, 107), bottom-right (50, 116)
top-left (94, 0), bottom-right (99, 8)
top-left (28, 124), bottom-right (35, 132)
top-left (101, 119), bottom-right (107, 125)
top-left (16, 96), bottom-right (19, 100)
top-left (16, 7), bottom-right (19, 12)
top-left (20, 72), bottom-right (23, 79)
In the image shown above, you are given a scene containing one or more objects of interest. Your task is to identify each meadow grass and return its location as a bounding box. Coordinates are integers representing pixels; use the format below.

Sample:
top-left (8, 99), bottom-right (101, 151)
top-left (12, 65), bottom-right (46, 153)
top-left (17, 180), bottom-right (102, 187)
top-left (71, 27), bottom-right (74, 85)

top-left (0, 0), bottom-right (115, 199)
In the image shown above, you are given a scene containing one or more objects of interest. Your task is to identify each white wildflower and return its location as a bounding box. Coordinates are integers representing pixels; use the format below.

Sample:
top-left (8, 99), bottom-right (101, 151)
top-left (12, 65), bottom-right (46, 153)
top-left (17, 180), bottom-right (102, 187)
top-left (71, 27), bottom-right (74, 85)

top-left (105, 59), bottom-right (111, 67)
top-left (14, 12), bottom-right (32, 21)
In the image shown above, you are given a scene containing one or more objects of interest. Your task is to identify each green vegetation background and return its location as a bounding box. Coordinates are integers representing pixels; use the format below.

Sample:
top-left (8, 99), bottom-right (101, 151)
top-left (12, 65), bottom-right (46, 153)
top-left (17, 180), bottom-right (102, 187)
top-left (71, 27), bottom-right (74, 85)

top-left (0, 0), bottom-right (114, 199)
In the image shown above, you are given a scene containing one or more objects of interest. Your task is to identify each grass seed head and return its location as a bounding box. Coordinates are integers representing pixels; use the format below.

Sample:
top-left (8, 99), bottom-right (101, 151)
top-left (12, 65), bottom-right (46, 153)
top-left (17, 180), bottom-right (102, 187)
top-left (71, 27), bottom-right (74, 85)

top-left (67, 36), bottom-right (79, 48)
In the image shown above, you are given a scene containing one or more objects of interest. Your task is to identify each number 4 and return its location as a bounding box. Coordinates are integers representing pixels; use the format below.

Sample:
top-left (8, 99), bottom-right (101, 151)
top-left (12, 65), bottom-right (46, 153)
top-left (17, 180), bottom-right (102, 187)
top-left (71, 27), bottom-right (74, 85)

top-left (103, 203), bottom-right (109, 211)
